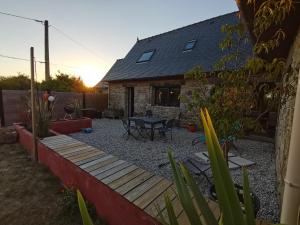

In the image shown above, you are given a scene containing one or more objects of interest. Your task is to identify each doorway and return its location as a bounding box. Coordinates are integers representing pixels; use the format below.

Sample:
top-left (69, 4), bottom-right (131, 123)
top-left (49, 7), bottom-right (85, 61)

top-left (126, 87), bottom-right (134, 117)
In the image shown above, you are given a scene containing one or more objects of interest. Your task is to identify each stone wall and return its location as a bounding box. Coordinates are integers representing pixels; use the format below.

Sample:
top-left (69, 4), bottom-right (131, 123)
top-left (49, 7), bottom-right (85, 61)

top-left (275, 26), bottom-right (300, 198)
top-left (134, 82), bottom-right (150, 115)
top-left (108, 83), bottom-right (125, 110)
top-left (108, 78), bottom-right (201, 122)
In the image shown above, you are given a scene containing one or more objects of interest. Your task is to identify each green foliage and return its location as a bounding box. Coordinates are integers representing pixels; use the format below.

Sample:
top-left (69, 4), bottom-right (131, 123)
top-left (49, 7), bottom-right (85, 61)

top-left (73, 98), bottom-right (82, 118)
top-left (36, 97), bottom-right (55, 138)
top-left (62, 188), bottom-right (80, 216)
top-left (62, 188), bottom-right (106, 225)
top-left (0, 71), bottom-right (98, 93)
top-left (40, 72), bottom-right (87, 93)
top-left (249, 0), bottom-right (294, 54)
top-left (0, 73), bottom-right (31, 90)
top-left (77, 190), bottom-right (94, 225)
top-left (21, 91), bottom-right (54, 137)
top-left (21, 91), bottom-right (33, 130)
top-left (160, 109), bottom-right (257, 225)
top-left (183, 20), bottom-right (259, 140)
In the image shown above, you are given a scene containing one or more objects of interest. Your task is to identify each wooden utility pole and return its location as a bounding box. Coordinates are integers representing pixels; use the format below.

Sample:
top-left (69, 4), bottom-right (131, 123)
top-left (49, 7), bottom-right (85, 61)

top-left (0, 89), bottom-right (5, 127)
top-left (44, 20), bottom-right (50, 81)
top-left (30, 47), bottom-right (38, 161)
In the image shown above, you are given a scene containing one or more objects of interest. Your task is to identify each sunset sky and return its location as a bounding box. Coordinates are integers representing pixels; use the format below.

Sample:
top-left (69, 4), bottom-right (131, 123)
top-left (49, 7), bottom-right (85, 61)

top-left (0, 0), bottom-right (238, 86)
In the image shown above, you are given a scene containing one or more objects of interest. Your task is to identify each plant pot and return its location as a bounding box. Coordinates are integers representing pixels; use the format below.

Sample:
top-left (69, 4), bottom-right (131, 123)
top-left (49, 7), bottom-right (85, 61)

top-left (186, 124), bottom-right (197, 132)
top-left (209, 184), bottom-right (260, 216)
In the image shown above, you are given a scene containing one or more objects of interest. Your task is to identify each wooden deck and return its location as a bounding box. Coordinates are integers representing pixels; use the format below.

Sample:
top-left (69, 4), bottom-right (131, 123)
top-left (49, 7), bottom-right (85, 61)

top-left (40, 134), bottom-right (271, 225)
top-left (40, 134), bottom-right (219, 224)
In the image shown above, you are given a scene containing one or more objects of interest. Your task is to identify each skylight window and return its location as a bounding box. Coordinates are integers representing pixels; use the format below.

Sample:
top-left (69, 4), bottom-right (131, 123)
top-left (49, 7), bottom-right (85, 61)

top-left (137, 50), bottom-right (155, 63)
top-left (183, 40), bottom-right (197, 51)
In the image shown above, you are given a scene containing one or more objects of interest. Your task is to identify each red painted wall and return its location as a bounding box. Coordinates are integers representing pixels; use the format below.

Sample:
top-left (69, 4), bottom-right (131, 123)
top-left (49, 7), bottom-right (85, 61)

top-left (15, 124), bottom-right (160, 225)
top-left (50, 117), bottom-right (92, 134)
top-left (14, 123), bottom-right (34, 155)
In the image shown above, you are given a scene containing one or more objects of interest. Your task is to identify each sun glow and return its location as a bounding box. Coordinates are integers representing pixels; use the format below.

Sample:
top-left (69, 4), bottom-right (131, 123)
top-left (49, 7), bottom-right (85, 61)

top-left (73, 65), bottom-right (103, 87)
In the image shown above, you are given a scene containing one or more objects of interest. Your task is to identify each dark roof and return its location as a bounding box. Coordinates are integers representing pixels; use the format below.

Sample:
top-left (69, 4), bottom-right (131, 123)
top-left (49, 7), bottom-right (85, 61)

top-left (102, 11), bottom-right (253, 82)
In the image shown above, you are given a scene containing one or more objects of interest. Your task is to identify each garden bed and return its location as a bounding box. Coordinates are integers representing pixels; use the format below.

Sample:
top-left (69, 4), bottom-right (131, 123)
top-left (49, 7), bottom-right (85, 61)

top-left (50, 117), bottom-right (92, 134)
top-left (13, 123), bottom-right (53, 156)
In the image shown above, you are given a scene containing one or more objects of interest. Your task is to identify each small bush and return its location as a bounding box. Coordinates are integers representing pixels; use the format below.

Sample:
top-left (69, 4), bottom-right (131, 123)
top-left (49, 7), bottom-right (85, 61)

top-left (62, 188), bottom-right (107, 225)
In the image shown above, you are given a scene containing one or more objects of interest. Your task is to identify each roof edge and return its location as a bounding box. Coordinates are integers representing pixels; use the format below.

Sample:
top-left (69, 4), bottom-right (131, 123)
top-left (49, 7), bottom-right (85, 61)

top-left (105, 74), bottom-right (184, 83)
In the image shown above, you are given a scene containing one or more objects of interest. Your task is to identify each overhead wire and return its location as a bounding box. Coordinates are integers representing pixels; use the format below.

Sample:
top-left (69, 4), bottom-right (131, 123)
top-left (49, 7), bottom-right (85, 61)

top-left (0, 53), bottom-right (82, 72)
top-left (0, 11), bottom-right (43, 23)
top-left (0, 10), bottom-right (105, 72)
top-left (50, 24), bottom-right (106, 64)
top-left (0, 10), bottom-right (105, 63)
top-left (0, 54), bottom-right (29, 62)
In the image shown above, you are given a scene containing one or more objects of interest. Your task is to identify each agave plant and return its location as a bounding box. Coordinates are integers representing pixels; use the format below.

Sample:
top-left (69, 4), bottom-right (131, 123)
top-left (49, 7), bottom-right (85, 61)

top-left (77, 190), bottom-right (94, 225)
top-left (36, 97), bottom-right (55, 138)
top-left (73, 98), bottom-right (82, 119)
top-left (159, 108), bottom-right (256, 225)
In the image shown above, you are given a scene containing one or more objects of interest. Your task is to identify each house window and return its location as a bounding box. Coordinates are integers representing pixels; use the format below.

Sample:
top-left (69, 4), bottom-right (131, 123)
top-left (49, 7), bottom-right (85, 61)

top-left (154, 86), bottom-right (180, 107)
top-left (137, 50), bottom-right (155, 63)
top-left (183, 40), bottom-right (197, 51)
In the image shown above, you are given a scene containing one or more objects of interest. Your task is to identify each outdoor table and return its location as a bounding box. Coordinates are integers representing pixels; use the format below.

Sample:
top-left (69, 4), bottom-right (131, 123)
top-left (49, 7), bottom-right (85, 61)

top-left (128, 116), bottom-right (166, 141)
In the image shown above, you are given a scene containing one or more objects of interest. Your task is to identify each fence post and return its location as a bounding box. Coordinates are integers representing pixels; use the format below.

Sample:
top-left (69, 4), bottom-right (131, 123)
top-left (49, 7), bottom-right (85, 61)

top-left (30, 47), bottom-right (38, 161)
top-left (0, 89), bottom-right (5, 127)
top-left (82, 92), bottom-right (86, 108)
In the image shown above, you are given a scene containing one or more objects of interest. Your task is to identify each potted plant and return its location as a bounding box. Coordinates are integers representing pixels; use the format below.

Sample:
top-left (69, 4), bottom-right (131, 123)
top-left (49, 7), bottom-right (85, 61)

top-left (186, 118), bottom-right (197, 132)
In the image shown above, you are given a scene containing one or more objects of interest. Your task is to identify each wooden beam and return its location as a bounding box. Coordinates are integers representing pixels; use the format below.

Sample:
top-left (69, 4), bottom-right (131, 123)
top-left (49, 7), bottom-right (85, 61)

top-left (30, 47), bottom-right (38, 161)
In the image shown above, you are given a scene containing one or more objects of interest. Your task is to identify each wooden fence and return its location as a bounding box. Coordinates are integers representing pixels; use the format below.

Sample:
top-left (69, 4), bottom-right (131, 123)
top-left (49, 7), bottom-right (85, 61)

top-left (0, 90), bottom-right (108, 126)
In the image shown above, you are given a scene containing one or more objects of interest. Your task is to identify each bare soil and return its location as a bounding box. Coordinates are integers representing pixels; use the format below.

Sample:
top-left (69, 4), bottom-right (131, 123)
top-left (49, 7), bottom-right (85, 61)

top-left (0, 143), bottom-right (103, 225)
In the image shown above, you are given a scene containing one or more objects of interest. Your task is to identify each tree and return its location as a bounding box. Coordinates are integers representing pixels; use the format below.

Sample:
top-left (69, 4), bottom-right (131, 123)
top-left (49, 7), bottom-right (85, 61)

top-left (0, 71), bottom-right (98, 93)
top-left (0, 73), bottom-right (31, 90)
top-left (39, 71), bottom-right (89, 93)
top-left (182, 2), bottom-right (295, 144)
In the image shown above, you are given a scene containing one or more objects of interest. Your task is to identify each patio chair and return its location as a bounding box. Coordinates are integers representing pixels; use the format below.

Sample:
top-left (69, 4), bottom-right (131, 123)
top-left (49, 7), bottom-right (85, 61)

top-left (134, 119), bottom-right (150, 139)
top-left (158, 119), bottom-right (175, 140)
top-left (158, 156), bottom-right (212, 185)
top-left (145, 110), bottom-right (153, 118)
top-left (121, 119), bottom-right (137, 140)
top-left (181, 157), bottom-right (212, 185)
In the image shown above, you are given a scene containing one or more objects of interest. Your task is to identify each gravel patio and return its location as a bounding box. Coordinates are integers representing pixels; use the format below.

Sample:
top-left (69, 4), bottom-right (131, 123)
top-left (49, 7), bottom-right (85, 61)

top-left (70, 118), bottom-right (280, 222)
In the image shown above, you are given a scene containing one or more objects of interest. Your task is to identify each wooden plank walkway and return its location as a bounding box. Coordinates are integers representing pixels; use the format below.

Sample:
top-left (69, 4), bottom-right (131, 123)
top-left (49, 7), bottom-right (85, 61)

top-left (40, 134), bottom-right (219, 224)
top-left (40, 134), bottom-right (271, 225)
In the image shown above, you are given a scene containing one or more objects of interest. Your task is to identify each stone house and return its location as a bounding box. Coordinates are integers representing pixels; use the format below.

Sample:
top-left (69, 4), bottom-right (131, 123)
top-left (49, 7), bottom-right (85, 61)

top-left (238, 1), bottom-right (300, 198)
top-left (101, 12), bottom-right (252, 121)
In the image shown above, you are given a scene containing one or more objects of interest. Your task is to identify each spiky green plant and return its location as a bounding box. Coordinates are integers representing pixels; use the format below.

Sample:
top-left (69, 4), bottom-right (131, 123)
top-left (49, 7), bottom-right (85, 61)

top-left (73, 98), bottom-right (82, 119)
top-left (36, 97), bottom-right (55, 138)
top-left (77, 190), bottom-right (94, 225)
top-left (159, 108), bottom-right (258, 225)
